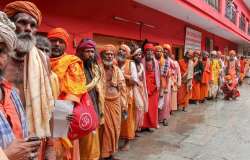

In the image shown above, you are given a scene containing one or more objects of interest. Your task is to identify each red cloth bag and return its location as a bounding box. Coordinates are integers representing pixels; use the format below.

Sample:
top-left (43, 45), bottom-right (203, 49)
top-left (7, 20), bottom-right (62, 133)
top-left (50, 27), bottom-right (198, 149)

top-left (68, 93), bottom-right (99, 140)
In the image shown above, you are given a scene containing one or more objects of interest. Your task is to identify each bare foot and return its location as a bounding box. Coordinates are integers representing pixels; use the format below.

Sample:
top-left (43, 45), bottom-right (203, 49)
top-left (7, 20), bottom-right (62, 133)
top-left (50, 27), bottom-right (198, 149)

top-left (120, 143), bottom-right (130, 151)
top-left (163, 119), bottom-right (168, 126)
top-left (135, 132), bottom-right (141, 137)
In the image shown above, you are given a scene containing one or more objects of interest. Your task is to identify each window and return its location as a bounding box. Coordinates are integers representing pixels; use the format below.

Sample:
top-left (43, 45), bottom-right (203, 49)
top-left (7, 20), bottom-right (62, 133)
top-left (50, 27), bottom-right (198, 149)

top-left (248, 23), bottom-right (250, 35)
top-left (205, 37), bottom-right (213, 52)
top-left (239, 13), bottom-right (246, 32)
top-left (204, 0), bottom-right (219, 10)
top-left (225, 0), bottom-right (237, 24)
top-left (247, 19), bottom-right (250, 35)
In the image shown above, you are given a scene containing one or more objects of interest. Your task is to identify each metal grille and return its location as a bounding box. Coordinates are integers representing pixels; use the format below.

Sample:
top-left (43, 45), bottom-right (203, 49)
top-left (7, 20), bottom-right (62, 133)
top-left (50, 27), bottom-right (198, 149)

top-left (204, 0), bottom-right (219, 10)
top-left (225, 0), bottom-right (237, 24)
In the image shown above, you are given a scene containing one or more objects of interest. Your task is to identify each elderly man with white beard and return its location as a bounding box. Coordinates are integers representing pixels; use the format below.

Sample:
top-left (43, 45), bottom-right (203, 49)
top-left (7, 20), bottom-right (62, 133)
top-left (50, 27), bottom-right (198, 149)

top-left (0, 11), bottom-right (41, 160)
top-left (3, 1), bottom-right (55, 160)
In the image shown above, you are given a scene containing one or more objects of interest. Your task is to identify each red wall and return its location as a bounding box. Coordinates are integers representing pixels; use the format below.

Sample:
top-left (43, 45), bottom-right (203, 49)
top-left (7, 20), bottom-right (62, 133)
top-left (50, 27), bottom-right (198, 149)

top-left (0, 0), bottom-right (238, 53)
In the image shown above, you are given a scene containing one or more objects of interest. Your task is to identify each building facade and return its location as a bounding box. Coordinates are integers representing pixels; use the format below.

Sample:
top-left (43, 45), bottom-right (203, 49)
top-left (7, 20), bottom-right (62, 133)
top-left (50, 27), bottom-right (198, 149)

top-left (1, 0), bottom-right (249, 57)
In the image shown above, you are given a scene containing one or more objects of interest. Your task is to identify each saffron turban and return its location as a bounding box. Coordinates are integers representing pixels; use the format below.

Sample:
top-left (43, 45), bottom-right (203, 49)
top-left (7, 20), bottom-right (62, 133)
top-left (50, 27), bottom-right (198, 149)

top-left (99, 44), bottom-right (116, 56)
top-left (155, 45), bottom-right (163, 52)
top-left (144, 43), bottom-right (154, 51)
top-left (162, 43), bottom-right (172, 54)
top-left (120, 44), bottom-right (131, 56)
top-left (48, 28), bottom-right (70, 47)
top-left (0, 12), bottom-right (17, 52)
top-left (4, 1), bottom-right (42, 26)
top-left (77, 38), bottom-right (96, 51)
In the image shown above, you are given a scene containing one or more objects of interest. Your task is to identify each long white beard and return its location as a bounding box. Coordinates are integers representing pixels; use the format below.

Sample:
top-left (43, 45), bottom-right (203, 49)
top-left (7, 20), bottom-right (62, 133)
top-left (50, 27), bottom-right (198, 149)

top-left (9, 33), bottom-right (36, 60)
top-left (16, 35), bottom-right (35, 53)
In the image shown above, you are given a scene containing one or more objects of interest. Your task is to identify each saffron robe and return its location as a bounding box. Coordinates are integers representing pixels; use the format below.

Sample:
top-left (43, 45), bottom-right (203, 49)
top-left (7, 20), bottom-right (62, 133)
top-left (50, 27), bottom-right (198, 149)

top-left (200, 59), bottom-right (211, 100)
top-left (191, 60), bottom-right (204, 101)
top-left (159, 57), bottom-right (171, 121)
top-left (120, 60), bottom-right (137, 140)
top-left (170, 60), bottom-right (181, 111)
top-left (178, 59), bottom-right (193, 108)
top-left (143, 59), bottom-right (160, 128)
top-left (101, 65), bottom-right (126, 158)
top-left (51, 53), bottom-right (88, 160)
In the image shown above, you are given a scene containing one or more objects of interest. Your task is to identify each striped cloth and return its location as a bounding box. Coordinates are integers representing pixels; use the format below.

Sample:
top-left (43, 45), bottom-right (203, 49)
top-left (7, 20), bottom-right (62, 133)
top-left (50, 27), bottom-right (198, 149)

top-left (161, 59), bottom-right (169, 76)
top-left (0, 111), bottom-right (14, 149)
top-left (10, 88), bottom-right (28, 138)
top-left (0, 88), bottom-right (28, 149)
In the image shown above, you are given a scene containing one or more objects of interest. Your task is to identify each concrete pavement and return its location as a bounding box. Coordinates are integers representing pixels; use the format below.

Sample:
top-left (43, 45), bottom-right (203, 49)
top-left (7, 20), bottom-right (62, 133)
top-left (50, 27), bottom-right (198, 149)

top-left (116, 82), bottom-right (250, 160)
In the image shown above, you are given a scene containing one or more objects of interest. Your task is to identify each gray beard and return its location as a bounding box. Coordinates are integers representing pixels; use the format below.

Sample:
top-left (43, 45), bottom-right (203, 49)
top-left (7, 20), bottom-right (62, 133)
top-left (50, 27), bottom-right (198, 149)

top-left (16, 36), bottom-right (35, 53)
top-left (11, 33), bottom-right (36, 60)
top-left (117, 56), bottom-right (126, 63)
top-left (102, 59), bottom-right (113, 66)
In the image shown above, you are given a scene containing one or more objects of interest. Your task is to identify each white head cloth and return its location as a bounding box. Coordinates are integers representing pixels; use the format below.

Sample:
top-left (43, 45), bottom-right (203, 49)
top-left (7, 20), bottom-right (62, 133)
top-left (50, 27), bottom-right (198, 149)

top-left (0, 11), bottom-right (17, 51)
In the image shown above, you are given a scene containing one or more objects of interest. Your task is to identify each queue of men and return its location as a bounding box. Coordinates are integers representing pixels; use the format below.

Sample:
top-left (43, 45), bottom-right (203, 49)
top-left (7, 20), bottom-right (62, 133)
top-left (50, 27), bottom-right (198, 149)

top-left (0, 1), bottom-right (248, 160)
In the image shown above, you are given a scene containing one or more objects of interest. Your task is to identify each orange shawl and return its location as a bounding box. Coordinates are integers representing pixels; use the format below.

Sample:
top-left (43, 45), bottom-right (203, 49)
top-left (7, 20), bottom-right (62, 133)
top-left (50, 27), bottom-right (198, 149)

top-left (50, 54), bottom-right (87, 103)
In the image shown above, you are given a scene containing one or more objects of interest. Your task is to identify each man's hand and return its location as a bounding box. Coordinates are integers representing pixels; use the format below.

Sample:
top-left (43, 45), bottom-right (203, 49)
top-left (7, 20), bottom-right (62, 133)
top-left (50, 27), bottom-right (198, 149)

top-left (139, 75), bottom-right (143, 81)
top-left (66, 114), bottom-right (74, 123)
top-left (163, 89), bottom-right (168, 94)
top-left (159, 90), bottom-right (164, 97)
top-left (177, 85), bottom-right (181, 89)
top-left (4, 139), bottom-right (41, 160)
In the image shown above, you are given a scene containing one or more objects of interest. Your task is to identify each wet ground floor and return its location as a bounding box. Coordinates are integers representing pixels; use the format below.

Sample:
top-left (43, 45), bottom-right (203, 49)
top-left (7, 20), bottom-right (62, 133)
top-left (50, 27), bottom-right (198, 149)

top-left (116, 81), bottom-right (250, 160)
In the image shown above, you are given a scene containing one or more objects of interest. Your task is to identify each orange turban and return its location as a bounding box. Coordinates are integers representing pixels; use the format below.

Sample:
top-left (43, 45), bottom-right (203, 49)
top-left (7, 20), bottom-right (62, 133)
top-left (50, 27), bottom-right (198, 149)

top-left (4, 1), bottom-right (42, 26)
top-left (155, 45), bottom-right (164, 57)
top-left (100, 44), bottom-right (116, 56)
top-left (48, 28), bottom-right (70, 47)
top-left (162, 43), bottom-right (172, 54)
top-left (155, 45), bottom-right (165, 66)
top-left (229, 50), bottom-right (236, 56)
top-left (120, 44), bottom-right (131, 56)
top-left (155, 45), bottom-right (163, 52)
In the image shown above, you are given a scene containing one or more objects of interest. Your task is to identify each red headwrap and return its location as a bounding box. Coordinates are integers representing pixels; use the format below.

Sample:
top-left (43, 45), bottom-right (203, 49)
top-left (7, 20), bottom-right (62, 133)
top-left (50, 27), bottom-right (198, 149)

top-left (48, 28), bottom-right (70, 47)
top-left (144, 43), bottom-right (154, 51)
top-left (4, 1), bottom-right (42, 26)
top-left (77, 38), bottom-right (96, 51)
